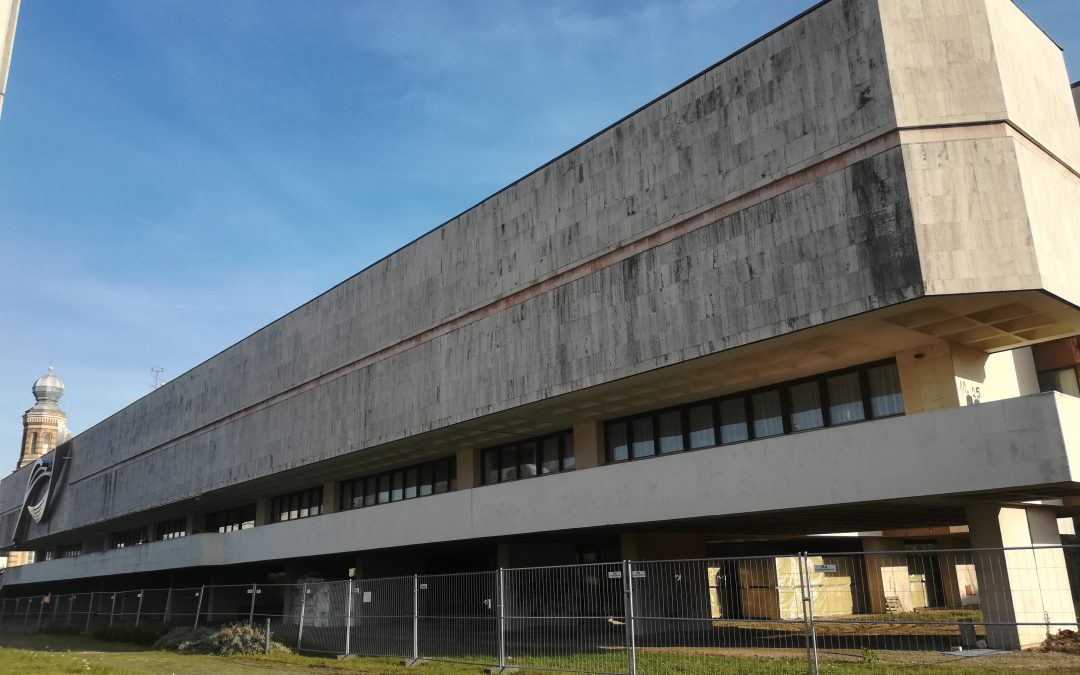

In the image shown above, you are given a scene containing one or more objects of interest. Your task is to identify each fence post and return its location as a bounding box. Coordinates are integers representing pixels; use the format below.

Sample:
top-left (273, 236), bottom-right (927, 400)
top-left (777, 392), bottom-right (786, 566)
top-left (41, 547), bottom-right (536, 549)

top-left (37, 597), bottom-right (45, 629)
top-left (135, 590), bottom-right (144, 627)
top-left (109, 593), bottom-right (117, 627)
top-left (67, 595), bottom-right (74, 626)
top-left (0, 598), bottom-right (5, 626)
top-left (797, 552), bottom-right (814, 675)
top-left (193, 586), bottom-right (205, 629)
top-left (264, 616), bottom-right (271, 654)
top-left (84, 592), bottom-right (95, 633)
top-left (163, 588), bottom-right (173, 624)
top-left (248, 584), bottom-right (258, 625)
top-left (804, 554), bottom-right (819, 675)
top-left (297, 583), bottom-right (308, 652)
top-left (344, 580), bottom-right (354, 657)
top-left (623, 560), bottom-right (637, 675)
top-left (497, 569), bottom-right (506, 670)
top-left (413, 575), bottom-right (420, 663)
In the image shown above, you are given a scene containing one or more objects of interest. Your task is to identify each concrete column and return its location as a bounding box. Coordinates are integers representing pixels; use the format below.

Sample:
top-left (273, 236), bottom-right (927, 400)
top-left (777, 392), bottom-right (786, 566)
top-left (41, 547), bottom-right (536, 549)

top-left (456, 448), bottom-right (477, 489)
top-left (861, 538), bottom-right (906, 614)
top-left (966, 504), bottom-right (1077, 649)
top-left (185, 514), bottom-right (197, 536)
top-left (496, 543), bottom-right (511, 568)
top-left (896, 344), bottom-right (1039, 415)
top-left (322, 480), bottom-right (337, 515)
top-left (573, 421), bottom-right (604, 469)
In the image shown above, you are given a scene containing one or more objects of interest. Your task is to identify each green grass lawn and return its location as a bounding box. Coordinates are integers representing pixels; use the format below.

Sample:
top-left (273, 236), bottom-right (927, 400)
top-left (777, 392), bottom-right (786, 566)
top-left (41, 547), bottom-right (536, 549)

top-left (1, 631), bottom-right (1080, 674)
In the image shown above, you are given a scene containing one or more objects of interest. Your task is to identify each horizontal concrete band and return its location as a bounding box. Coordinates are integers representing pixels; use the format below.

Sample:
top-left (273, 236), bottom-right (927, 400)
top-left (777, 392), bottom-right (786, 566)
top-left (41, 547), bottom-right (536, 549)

top-left (56, 120), bottom-right (1053, 493)
top-left (6, 392), bottom-right (1077, 587)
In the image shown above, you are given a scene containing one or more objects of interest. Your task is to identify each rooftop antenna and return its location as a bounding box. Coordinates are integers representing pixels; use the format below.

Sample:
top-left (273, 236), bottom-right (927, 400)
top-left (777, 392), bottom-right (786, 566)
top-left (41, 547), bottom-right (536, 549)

top-left (150, 367), bottom-right (164, 390)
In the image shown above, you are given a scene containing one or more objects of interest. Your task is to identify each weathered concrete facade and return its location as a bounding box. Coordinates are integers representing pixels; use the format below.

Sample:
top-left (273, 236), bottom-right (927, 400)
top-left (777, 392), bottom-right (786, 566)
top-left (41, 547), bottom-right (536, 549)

top-left (2, 5), bottom-right (1080, 646)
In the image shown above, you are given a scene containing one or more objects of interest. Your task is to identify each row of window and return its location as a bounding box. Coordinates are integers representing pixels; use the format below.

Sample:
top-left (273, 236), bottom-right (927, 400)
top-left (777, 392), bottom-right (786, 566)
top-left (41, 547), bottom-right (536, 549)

top-left (271, 487), bottom-right (324, 523)
top-left (110, 526), bottom-right (149, 549)
top-left (340, 457), bottom-right (455, 511)
top-left (605, 361), bottom-right (904, 463)
top-left (206, 504), bottom-right (256, 533)
top-left (481, 431), bottom-right (575, 485)
top-left (37, 359), bottom-right (913, 560)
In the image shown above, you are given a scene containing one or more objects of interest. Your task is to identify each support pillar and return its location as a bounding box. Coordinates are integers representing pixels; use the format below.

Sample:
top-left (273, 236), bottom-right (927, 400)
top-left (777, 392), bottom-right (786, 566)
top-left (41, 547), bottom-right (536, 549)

top-left (572, 421), bottom-right (604, 469)
top-left (455, 448), bottom-right (477, 490)
top-left (966, 504), bottom-right (1077, 649)
top-left (322, 480), bottom-right (338, 515)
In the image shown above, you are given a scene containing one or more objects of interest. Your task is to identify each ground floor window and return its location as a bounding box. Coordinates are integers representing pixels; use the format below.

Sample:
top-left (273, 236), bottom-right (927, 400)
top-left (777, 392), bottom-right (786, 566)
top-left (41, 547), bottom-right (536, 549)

top-left (605, 359), bottom-right (903, 463)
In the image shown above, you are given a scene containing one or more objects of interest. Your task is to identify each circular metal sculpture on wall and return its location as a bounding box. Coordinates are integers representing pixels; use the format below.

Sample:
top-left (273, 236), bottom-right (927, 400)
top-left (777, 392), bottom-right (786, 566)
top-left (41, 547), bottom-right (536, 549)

top-left (23, 456), bottom-right (53, 523)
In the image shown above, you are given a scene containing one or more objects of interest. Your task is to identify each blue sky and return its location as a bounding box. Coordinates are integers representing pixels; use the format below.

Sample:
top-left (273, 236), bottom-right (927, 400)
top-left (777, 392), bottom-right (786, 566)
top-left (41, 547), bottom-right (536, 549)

top-left (0, 0), bottom-right (1078, 467)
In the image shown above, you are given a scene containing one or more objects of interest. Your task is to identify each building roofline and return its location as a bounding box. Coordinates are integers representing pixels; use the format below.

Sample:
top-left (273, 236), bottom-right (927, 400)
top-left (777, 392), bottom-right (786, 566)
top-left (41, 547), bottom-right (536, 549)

top-left (53, 0), bottom-right (840, 447)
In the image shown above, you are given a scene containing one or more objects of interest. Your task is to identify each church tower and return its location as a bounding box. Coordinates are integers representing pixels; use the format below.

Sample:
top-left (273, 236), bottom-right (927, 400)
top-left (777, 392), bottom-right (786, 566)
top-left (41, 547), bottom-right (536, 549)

top-left (18, 367), bottom-right (68, 469)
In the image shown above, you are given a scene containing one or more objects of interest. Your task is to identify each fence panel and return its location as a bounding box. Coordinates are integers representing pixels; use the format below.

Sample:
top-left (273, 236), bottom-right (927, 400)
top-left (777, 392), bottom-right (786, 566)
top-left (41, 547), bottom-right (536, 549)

top-left (503, 562), bottom-right (627, 674)
top-left (418, 570), bottom-right (498, 666)
top-left (352, 575), bottom-right (413, 659)
top-left (295, 580), bottom-right (350, 655)
top-left (629, 557), bottom-right (810, 675)
top-left (253, 584), bottom-right (300, 649)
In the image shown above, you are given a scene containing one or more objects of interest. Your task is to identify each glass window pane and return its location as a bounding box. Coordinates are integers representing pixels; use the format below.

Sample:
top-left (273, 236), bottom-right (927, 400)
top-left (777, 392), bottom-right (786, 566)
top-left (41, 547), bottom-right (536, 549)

top-left (405, 468), bottom-right (418, 499)
top-left (499, 446), bottom-right (518, 481)
top-left (1039, 368), bottom-right (1080, 397)
top-left (788, 381), bottom-right (824, 431)
top-left (419, 464), bottom-right (434, 496)
top-left (719, 397), bottom-right (749, 443)
top-left (827, 372), bottom-right (865, 424)
top-left (658, 410), bottom-right (684, 454)
top-left (688, 404), bottom-right (716, 449)
top-left (365, 477), bottom-right (378, 506)
top-left (391, 471), bottom-right (404, 502)
top-left (541, 437), bottom-right (560, 474)
top-left (867, 363), bottom-right (904, 417)
top-left (561, 432), bottom-right (575, 471)
top-left (378, 474), bottom-right (391, 504)
top-left (752, 390), bottom-right (784, 438)
top-left (434, 460), bottom-right (450, 493)
top-left (520, 441), bottom-right (538, 478)
top-left (631, 416), bottom-right (655, 458)
top-left (606, 422), bottom-right (628, 462)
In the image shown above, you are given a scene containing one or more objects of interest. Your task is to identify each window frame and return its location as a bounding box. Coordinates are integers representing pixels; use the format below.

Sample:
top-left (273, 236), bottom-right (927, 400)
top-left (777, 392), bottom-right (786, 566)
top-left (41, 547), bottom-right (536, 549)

top-left (603, 359), bottom-right (903, 464)
top-left (480, 430), bottom-right (575, 486)
top-left (339, 457), bottom-right (457, 512)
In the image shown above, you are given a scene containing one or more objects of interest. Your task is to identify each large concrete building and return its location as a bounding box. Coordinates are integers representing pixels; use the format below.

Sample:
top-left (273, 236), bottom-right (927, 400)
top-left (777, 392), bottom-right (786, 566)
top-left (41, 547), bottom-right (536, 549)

top-left (3, 0), bottom-right (1080, 649)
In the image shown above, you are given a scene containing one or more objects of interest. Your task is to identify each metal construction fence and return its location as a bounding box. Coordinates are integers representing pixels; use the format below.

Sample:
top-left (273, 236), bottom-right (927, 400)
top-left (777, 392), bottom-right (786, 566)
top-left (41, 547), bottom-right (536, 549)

top-left (2, 545), bottom-right (1079, 674)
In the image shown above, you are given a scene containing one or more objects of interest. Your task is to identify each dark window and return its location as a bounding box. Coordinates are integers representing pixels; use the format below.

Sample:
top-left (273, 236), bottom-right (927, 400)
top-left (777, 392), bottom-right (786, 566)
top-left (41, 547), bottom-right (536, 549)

top-left (601, 359), bottom-right (904, 464)
top-left (205, 504), bottom-right (256, 533)
top-left (57, 543), bottom-right (82, 559)
top-left (606, 422), bottom-right (629, 462)
top-left (688, 404), bottom-right (716, 449)
top-left (1038, 368), bottom-right (1080, 397)
top-left (110, 526), bottom-right (149, 549)
top-left (751, 390), bottom-right (784, 438)
top-left (482, 431), bottom-right (575, 484)
top-left (339, 457), bottom-right (455, 512)
top-left (271, 487), bottom-right (322, 523)
top-left (718, 397), bottom-right (749, 444)
top-left (788, 381), bottom-right (824, 432)
top-left (156, 517), bottom-right (187, 540)
top-left (658, 410), bottom-right (684, 454)
top-left (630, 416), bottom-right (655, 458)
top-left (826, 372), bottom-right (865, 424)
top-left (867, 362), bottom-right (904, 417)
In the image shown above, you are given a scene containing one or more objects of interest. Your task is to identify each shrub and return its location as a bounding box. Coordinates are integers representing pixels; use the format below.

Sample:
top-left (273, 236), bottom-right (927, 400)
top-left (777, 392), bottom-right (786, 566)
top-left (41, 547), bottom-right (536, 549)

top-left (91, 624), bottom-right (167, 646)
top-left (154, 622), bottom-right (290, 656)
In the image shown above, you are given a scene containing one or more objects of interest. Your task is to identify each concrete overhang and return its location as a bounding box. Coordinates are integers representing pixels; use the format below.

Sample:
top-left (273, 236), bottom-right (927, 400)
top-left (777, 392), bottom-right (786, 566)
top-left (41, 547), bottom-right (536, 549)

top-left (5, 391), bottom-right (1078, 588)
